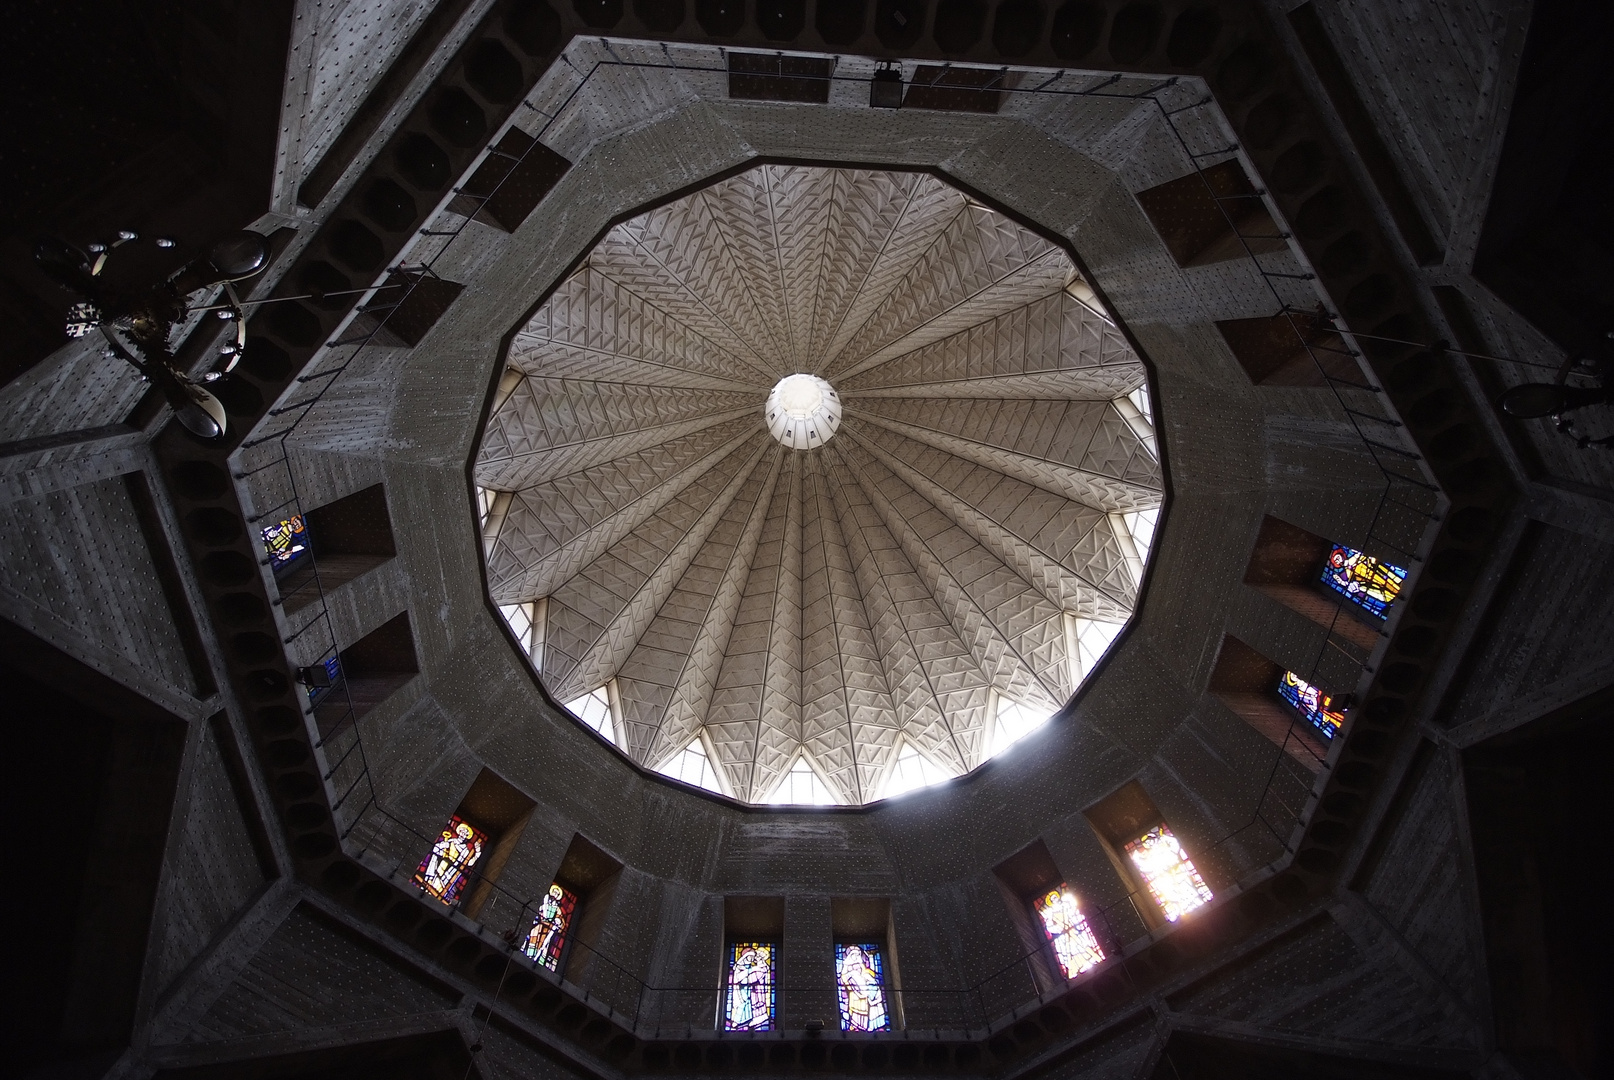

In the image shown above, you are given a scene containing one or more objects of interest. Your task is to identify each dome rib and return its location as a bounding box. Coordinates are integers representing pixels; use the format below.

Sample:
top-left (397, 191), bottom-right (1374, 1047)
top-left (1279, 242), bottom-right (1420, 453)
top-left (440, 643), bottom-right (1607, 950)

top-left (480, 164), bottom-right (1162, 805)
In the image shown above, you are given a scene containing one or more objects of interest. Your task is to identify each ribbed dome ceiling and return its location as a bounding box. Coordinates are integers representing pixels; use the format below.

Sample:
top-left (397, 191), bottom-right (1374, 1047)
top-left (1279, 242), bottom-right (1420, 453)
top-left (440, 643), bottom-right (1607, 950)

top-left (476, 164), bottom-right (1163, 805)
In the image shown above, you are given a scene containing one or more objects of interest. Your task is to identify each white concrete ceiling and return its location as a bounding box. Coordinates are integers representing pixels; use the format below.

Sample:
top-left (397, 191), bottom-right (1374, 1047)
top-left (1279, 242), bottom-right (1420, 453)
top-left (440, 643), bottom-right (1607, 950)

top-left (475, 163), bottom-right (1162, 805)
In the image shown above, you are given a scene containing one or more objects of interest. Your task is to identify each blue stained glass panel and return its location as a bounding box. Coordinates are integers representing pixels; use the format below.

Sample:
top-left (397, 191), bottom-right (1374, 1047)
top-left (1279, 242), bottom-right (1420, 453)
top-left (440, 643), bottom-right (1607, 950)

top-left (1321, 544), bottom-right (1407, 619)
top-left (261, 515), bottom-right (308, 569)
top-left (723, 943), bottom-right (777, 1031)
top-left (835, 943), bottom-right (891, 1031)
top-left (1278, 670), bottom-right (1345, 739)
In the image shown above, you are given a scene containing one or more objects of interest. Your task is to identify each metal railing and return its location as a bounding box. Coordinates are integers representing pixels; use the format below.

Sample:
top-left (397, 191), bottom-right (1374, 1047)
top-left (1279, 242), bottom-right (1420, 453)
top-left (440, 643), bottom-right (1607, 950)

top-left (226, 43), bottom-right (1445, 1040)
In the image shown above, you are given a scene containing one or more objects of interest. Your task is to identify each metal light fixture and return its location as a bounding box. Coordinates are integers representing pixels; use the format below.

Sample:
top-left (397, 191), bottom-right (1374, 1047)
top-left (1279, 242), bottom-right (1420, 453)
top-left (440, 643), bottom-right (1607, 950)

top-left (870, 63), bottom-right (903, 109)
top-left (1497, 351), bottom-right (1612, 449)
top-left (35, 229), bottom-right (270, 439)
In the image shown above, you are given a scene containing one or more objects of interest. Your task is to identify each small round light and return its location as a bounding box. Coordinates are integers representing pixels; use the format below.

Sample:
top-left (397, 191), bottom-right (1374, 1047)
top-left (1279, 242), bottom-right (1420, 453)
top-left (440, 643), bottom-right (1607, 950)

top-left (155, 237), bottom-right (177, 249)
top-left (117, 229), bottom-right (138, 242)
top-left (765, 374), bottom-right (841, 448)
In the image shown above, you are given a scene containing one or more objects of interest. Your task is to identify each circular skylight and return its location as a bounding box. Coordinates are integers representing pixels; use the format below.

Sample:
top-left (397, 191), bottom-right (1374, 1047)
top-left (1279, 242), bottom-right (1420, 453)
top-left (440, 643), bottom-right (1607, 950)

top-left (765, 373), bottom-right (840, 448)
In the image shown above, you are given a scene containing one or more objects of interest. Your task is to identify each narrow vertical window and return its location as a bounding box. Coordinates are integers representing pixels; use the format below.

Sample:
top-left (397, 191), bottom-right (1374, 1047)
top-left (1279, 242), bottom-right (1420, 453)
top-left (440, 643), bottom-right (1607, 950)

top-left (836, 943), bottom-right (891, 1031)
top-left (1321, 544), bottom-right (1407, 619)
top-left (1277, 670), bottom-right (1345, 739)
top-left (563, 685), bottom-right (617, 744)
top-left (1032, 886), bottom-right (1106, 978)
top-left (261, 515), bottom-right (308, 569)
top-left (524, 882), bottom-right (579, 972)
top-left (723, 942), bottom-right (777, 1031)
top-left (1124, 824), bottom-right (1213, 922)
top-left (414, 816), bottom-right (488, 905)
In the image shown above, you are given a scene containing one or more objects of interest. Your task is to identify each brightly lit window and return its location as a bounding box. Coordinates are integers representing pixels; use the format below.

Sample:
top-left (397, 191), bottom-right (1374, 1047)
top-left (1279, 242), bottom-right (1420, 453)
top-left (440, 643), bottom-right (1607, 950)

top-left (477, 486), bottom-right (496, 526)
top-left (880, 742), bottom-right (954, 799)
top-left (1278, 670), bottom-right (1345, 739)
top-left (1125, 824), bottom-right (1213, 922)
top-left (991, 697), bottom-right (1055, 756)
top-left (723, 942), bottom-right (778, 1030)
top-left (499, 601), bottom-right (536, 653)
top-left (657, 735), bottom-right (728, 795)
top-left (1033, 885), bottom-right (1106, 979)
top-left (765, 757), bottom-right (840, 805)
top-left (1066, 615), bottom-right (1123, 683)
top-left (836, 943), bottom-right (892, 1031)
top-left (564, 685), bottom-right (617, 744)
top-left (1122, 507), bottom-right (1159, 560)
top-left (413, 816), bottom-right (487, 905)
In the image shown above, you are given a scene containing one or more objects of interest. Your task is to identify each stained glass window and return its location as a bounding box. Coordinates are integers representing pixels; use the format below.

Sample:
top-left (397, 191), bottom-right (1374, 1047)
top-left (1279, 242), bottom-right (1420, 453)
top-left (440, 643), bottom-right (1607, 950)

top-left (563, 685), bottom-right (616, 744)
top-left (413, 816), bottom-right (487, 905)
top-left (1320, 544), bottom-right (1407, 619)
top-left (1277, 670), bottom-right (1345, 739)
top-left (1125, 824), bottom-right (1213, 922)
top-left (723, 942), bottom-right (777, 1031)
top-left (764, 757), bottom-right (840, 805)
top-left (523, 882), bottom-right (578, 972)
top-left (306, 655), bottom-right (341, 702)
top-left (835, 943), bottom-right (892, 1031)
top-left (261, 515), bottom-right (308, 569)
top-left (1033, 886), bottom-right (1106, 979)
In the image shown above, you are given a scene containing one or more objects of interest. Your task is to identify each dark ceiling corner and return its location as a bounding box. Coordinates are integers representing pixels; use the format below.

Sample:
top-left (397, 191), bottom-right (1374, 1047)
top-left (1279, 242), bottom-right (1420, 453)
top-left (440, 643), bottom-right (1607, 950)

top-left (1473, 0), bottom-right (1614, 358)
top-left (0, 0), bottom-right (295, 390)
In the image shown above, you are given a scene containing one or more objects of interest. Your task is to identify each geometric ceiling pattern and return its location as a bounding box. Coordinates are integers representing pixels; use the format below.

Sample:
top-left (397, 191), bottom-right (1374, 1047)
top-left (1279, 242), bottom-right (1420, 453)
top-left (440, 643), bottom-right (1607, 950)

top-left (475, 165), bottom-right (1163, 806)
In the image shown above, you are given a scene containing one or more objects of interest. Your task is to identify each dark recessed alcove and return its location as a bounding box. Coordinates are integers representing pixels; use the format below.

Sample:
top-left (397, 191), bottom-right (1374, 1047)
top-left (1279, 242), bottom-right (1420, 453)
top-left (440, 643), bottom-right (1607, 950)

top-left (1472, 0), bottom-right (1614, 357)
top-left (276, 483), bottom-right (397, 612)
top-left (1244, 515), bottom-right (1381, 650)
top-left (316, 612), bottom-right (420, 734)
top-left (1135, 160), bottom-right (1286, 268)
top-left (1208, 633), bottom-right (1329, 768)
top-left (1463, 684), bottom-right (1614, 1079)
top-left (0, 619), bottom-right (188, 1078)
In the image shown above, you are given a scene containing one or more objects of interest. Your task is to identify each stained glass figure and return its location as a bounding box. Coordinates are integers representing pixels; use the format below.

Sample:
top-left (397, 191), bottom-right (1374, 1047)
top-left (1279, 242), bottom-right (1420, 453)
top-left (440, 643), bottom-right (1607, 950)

top-left (413, 816), bottom-right (487, 905)
top-left (1032, 886), bottom-right (1106, 979)
top-left (523, 882), bottom-right (578, 972)
top-left (1277, 670), bottom-right (1345, 739)
top-left (723, 942), bottom-right (777, 1031)
top-left (835, 943), bottom-right (891, 1031)
top-left (1321, 544), bottom-right (1407, 619)
top-left (1124, 824), bottom-right (1213, 922)
top-left (261, 515), bottom-right (308, 569)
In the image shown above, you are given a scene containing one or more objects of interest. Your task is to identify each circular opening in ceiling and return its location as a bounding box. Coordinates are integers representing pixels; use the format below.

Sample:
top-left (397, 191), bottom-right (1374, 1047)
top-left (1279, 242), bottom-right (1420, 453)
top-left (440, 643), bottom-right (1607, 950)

top-left (765, 373), bottom-right (840, 448)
